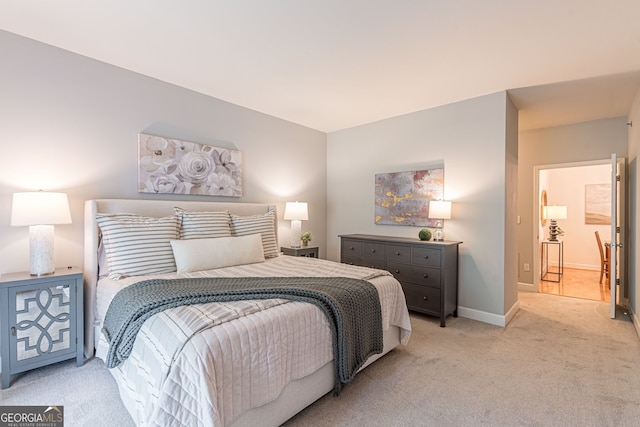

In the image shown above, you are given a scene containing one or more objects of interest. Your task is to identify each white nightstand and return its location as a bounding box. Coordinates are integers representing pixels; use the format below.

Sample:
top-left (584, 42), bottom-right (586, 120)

top-left (0, 267), bottom-right (84, 388)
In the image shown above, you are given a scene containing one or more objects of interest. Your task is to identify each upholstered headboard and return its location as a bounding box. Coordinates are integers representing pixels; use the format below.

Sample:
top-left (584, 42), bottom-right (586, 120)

top-left (83, 198), bottom-right (276, 358)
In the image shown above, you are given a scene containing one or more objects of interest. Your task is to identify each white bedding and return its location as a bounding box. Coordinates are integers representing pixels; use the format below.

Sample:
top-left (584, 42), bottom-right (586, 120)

top-left (95, 256), bottom-right (411, 426)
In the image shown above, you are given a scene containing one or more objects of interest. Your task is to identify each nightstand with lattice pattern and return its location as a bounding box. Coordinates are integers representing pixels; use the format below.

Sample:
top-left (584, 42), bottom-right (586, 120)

top-left (0, 267), bottom-right (83, 389)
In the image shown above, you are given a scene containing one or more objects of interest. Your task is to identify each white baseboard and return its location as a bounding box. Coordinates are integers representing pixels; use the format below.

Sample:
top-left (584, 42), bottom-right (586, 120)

top-left (563, 262), bottom-right (599, 271)
top-left (457, 299), bottom-right (520, 327)
top-left (518, 281), bottom-right (536, 292)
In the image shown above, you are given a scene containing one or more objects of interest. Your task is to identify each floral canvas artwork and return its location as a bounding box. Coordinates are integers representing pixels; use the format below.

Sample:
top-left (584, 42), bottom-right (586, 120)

top-left (375, 168), bottom-right (444, 226)
top-left (138, 133), bottom-right (242, 197)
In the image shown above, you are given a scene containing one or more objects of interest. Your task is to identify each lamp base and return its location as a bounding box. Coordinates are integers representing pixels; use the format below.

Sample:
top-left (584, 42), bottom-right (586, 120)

top-left (548, 219), bottom-right (561, 241)
top-left (290, 220), bottom-right (302, 248)
top-left (433, 229), bottom-right (444, 242)
top-left (29, 225), bottom-right (56, 276)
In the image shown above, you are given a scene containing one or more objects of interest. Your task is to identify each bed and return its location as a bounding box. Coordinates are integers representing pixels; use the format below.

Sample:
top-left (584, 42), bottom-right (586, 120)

top-left (83, 198), bottom-right (412, 427)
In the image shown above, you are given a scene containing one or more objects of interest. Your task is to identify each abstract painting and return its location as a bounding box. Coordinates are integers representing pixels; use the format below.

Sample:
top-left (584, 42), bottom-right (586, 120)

top-left (138, 133), bottom-right (242, 197)
top-left (585, 183), bottom-right (610, 225)
top-left (375, 168), bottom-right (444, 226)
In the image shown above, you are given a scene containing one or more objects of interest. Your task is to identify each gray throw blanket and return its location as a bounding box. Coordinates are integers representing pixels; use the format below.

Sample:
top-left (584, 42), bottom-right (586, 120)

top-left (102, 276), bottom-right (383, 394)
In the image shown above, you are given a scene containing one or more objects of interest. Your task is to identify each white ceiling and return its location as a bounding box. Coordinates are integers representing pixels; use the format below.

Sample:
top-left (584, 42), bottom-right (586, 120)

top-left (1, 1), bottom-right (640, 132)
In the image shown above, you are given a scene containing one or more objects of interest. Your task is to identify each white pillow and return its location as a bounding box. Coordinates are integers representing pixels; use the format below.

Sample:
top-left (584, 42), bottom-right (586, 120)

top-left (170, 234), bottom-right (265, 273)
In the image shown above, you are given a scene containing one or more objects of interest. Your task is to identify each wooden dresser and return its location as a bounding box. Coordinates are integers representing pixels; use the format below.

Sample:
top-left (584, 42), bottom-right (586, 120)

top-left (340, 234), bottom-right (461, 327)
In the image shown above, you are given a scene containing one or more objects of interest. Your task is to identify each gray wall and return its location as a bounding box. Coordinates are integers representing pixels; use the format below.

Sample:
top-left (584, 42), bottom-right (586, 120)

top-left (517, 117), bottom-right (629, 287)
top-left (327, 91), bottom-right (518, 325)
top-left (0, 30), bottom-right (327, 274)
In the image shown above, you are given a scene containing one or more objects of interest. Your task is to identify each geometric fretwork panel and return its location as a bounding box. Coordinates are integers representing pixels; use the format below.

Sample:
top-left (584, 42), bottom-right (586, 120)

top-left (15, 286), bottom-right (70, 361)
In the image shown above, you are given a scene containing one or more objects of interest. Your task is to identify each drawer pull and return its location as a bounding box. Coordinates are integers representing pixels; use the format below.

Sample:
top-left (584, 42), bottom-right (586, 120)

top-left (395, 251), bottom-right (400, 255)
top-left (11, 326), bottom-right (16, 336)
top-left (424, 255), bottom-right (429, 259)
top-left (423, 296), bottom-right (429, 301)
top-left (423, 274), bottom-right (429, 279)
top-left (395, 269), bottom-right (400, 274)
top-left (350, 247), bottom-right (355, 251)
top-left (371, 249), bottom-right (376, 253)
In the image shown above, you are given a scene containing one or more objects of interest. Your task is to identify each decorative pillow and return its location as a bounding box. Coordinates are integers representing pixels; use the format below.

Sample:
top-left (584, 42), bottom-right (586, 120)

top-left (170, 234), bottom-right (265, 273)
top-left (96, 214), bottom-right (179, 279)
top-left (97, 213), bottom-right (142, 278)
top-left (230, 210), bottom-right (278, 258)
top-left (174, 207), bottom-right (232, 239)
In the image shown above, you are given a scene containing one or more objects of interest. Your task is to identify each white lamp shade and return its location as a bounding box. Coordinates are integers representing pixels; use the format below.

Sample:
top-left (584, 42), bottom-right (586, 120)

top-left (284, 202), bottom-right (309, 221)
top-left (543, 205), bottom-right (567, 220)
top-left (428, 200), bottom-right (452, 220)
top-left (11, 192), bottom-right (72, 226)
top-left (11, 192), bottom-right (71, 276)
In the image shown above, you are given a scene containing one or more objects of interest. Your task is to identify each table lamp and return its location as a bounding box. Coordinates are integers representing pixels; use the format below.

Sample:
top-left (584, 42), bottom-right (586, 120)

top-left (11, 191), bottom-right (72, 276)
top-left (428, 200), bottom-right (451, 242)
top-left (543, 205), bottom-right (567, 241)
top-left (284, 201), bottom-right (308, 248)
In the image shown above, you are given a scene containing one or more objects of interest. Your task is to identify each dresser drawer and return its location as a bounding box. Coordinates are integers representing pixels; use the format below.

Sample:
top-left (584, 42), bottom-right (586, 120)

top-left (341, 239), bottom-right (362, 257)
top-left (411, 247), bottom-right (441, 268)
top-left (341, 255), bottom-right (362, 266)
top-left (342, 256), bottom-right (386, 270)
top-left (386, 244), bottom-right (411, 264)
top-left (387, 262), bottom-right (441, 288)
top-left (401, 282), bottom-right (441, 314)
top-left (362, 241), bottom-right (385, 261)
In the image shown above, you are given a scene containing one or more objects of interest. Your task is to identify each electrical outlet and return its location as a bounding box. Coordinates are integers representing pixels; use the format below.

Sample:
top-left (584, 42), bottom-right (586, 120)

top-left (523, 263), bottom-right (530, 272)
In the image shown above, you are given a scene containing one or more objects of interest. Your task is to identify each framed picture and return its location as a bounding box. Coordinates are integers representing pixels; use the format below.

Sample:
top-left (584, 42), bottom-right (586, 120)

top-left (584, 183), bottom-right (610, 225)
top-left (374, 168), bottom-right (444, 226)
top-left (138, 133), bottom-right (243, 197)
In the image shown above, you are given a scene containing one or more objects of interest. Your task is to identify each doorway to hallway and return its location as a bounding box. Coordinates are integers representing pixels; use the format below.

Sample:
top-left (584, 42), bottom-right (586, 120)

top-left (535, 160), bottom-right (613, 303)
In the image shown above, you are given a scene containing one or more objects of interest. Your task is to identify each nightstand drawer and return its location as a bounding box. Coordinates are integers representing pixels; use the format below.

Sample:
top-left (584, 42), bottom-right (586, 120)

top-left (401, 282), bottom-right (441, 313)
top-left (386, 244), bottom-right (411, 264)
top-left (362, 241), bottom-right (385, 261)
top-left (387, 262), bottom-right (441, 288)
top-left (411, 247), bottom-right (441, 268)
top-left (281, 246), bottom-right (319, 258)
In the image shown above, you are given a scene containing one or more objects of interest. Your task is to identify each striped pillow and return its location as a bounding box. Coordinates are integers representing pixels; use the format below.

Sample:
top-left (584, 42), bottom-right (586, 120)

top-left (174, 207), bottom-right (232, 239)
top-left (230, 210), bottom-right (278, 258)
top-left (96, 214), bottom-right (179, 279)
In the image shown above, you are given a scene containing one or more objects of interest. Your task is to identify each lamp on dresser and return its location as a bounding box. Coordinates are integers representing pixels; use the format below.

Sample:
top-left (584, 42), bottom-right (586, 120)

top-left (284, 201), bottom-right (308, 248)
top-left (428, 200), bottom-right (451, 242)
top-left (10, 191), bottom-right (72, 276)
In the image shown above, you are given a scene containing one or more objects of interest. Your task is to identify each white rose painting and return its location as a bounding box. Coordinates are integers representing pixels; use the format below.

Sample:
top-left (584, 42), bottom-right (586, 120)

top-left (138, 133), bottom-right (243, 197)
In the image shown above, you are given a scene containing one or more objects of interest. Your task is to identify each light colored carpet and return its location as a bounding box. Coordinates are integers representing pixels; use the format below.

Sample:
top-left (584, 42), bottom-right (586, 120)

top-left (2, 292), bottom-right (639, 427)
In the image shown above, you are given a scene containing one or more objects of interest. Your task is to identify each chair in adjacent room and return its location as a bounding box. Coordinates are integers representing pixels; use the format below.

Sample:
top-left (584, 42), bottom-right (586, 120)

top-left (595, 231), bottom-right (609, 284)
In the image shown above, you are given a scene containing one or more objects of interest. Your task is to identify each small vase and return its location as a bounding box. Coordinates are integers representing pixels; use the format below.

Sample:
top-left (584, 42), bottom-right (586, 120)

top-left (302, 241), bottom-right (308, 247)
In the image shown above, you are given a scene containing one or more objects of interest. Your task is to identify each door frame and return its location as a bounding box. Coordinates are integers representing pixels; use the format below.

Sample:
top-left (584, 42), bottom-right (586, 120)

top-left (532, 158), bottom-right (625, 297)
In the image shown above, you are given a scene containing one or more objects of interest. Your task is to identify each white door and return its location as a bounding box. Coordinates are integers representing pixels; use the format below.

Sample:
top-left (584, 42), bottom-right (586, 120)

top-left (609, 154), bottom-right (626, 318)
